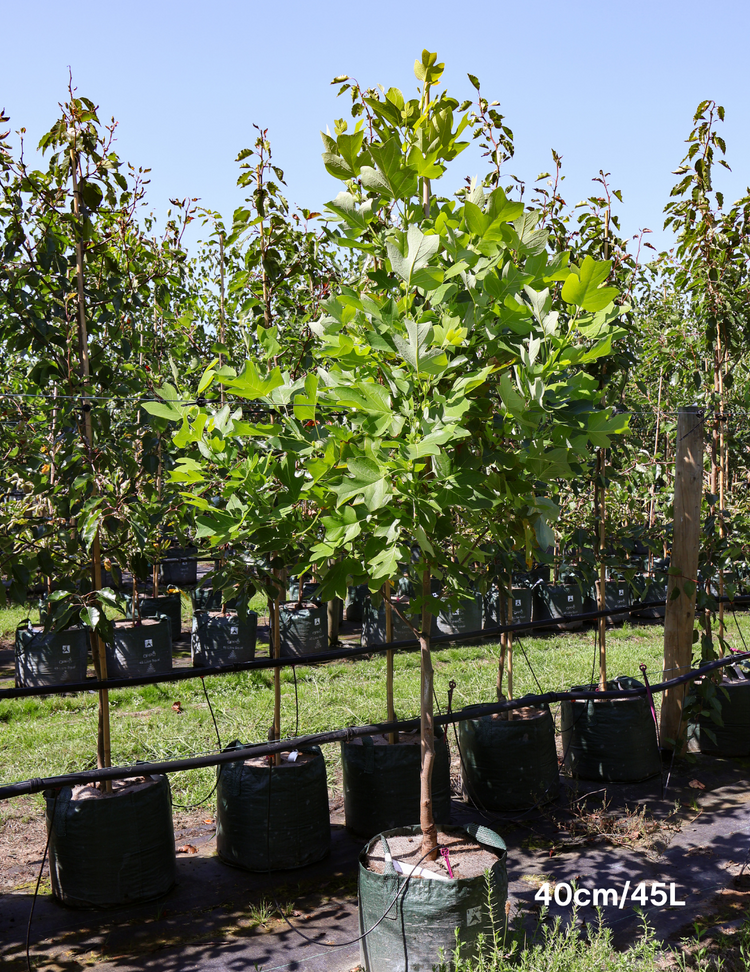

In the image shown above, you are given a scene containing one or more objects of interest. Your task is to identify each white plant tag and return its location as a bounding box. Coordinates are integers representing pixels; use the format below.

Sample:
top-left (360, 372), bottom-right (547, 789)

top-left (285, 750), bottom-right (299, 762)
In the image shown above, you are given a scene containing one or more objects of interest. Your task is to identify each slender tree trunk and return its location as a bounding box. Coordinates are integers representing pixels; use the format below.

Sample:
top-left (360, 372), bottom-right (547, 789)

top-left (270, 566), bottom-right (284, 767)
top-left (419, 568), bottom-right (437, 860)
top-left (385, 578), bottom-right (396, 744)
top-left (71, 144), bottom-right (111, 789)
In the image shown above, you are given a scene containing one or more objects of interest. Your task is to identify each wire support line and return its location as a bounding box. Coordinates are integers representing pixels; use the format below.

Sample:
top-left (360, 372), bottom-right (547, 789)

top-left (1, 648), bottom-right (747, 801)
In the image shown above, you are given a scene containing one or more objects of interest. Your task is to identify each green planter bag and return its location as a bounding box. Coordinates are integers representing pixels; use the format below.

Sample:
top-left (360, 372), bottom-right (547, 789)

top-left (341, 728), bottom-right (452, 838)
top-left (126, 592), bottom-right (182, 639)
top-left (216, 742), bottom-right (330, 871)
top-left (483, 587), bottom-right (533, 628)
top-left (346, 584), bottom-right (370, 622)
top-left (106, 617), bottom-right (173, 678)
top-left (561, 677), bottom-right (661, 781)
top-left (358, 823), bottom-right (508, 972)
top-left (15, 622), bottom-right (89, 687)
top-left (435, 593), bottom-right (483, 638)
top-left (45, 774), bottom-right (176, 908)
top-left (361, 596), bottom-right (423, 647)
top-left (278, 601), bottom-right (328, 656)
top-left (696, 675), bottom-right (750, 756)
top-left (458, 702), bottom-right (559, 811)
top-left (583, 581), bottom-right (631, 620)
top-left (191, 610), bottom-right (257, 667)
top-left (161, 547), bottom-right (198, 586)
top-left (534, 583), bottom-right (583, 630)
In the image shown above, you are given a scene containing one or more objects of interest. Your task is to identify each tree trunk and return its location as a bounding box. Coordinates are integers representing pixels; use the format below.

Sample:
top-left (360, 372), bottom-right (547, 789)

top-left (419, 568), bottom-right (437, 860)
top-left (385, 578), bottom-right (396, 744)
top-left (71, 143), bottom-right (111, 790)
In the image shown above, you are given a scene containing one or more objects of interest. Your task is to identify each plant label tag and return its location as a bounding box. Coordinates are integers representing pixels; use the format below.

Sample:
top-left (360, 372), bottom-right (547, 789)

top-left (145, 639), bottom-right (153, 648)
top-left (466, 905), bottom-right (482, 926)
top-left (286, 750), bottom-right (299, 762)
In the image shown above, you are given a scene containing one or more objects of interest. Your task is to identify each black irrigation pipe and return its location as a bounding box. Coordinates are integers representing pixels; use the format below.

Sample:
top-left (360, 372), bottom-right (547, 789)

top-left (2, 651), bottom-right (747, 801)
top-left (3, 594), bottom-right (750, 702)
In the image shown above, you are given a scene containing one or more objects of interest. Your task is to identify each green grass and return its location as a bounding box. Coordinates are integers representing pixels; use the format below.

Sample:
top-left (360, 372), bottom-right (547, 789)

top-left (2, 610), bottom-right (750, 811)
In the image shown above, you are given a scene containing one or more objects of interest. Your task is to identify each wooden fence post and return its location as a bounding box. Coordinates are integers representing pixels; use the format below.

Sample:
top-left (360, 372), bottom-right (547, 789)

top-left (660, 406), bottom-right (704, 750)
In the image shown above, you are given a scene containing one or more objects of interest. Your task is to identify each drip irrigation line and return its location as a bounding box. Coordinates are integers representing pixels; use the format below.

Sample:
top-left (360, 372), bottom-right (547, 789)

top-left (3, 650), bottom-right (748, 801)
top-left (9, 595), bottom-right (745, 703)
top-left (171, 677), bottom-right (222, 810)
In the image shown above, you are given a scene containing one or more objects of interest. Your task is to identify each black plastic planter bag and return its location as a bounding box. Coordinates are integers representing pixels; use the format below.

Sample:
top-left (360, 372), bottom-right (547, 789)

top-left (192, 611), bottom-right (257, 667)
top-left (341, 729), bottom-right (452, 838)
top-left (346, 584), bottom-right (370, 622)
top-left (126, 592), bottom-right (182, 639)
top-left (534, 583), bottom-right (583, 630)
top-left (561, 677), bottom-right (661, 781)
top-left (633, 574), bottom-right (667, 619)
top-left (45, 775), bottom-right (176, 908)
top-left (583, 582), bottom-right (631, 620)
top-left (458, 703), bottom-right (559, 811)
top-left (216, 743), bottom-right (330, 871)
top-left (361, 596), bottom-right (424, 647)
top-left (161, 547), bottom-right (198, 586)
top-left (483, 587), bottom-right (533, 628)
top-left (192, 587), bottom-right (238, 612)
top-left (15, 622), bottom-right (89, 687)
top-left (435, 593), bottom-right (483, 637)
top-left (278, 601), bottom-right (328, 657)
top-left (106, 618), bottom-right (173, 678)
top-left (288, 580), bottom-right (344, 622)
top-left (697, 677), bottom-right (750, 756)
top-left (358, 823), bottom-right (507, 972)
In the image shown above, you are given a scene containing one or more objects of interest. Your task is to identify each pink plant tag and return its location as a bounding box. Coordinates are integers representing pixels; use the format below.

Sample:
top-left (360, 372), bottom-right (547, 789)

top-left (440, 847), bottom-right (454, 878)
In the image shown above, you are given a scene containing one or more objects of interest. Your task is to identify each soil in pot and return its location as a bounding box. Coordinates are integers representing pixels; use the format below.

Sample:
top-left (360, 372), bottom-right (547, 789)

top-left (106, 617), bottom-right (173, 678)
top-left (278, 600), bottom-right (328, 657)
top-left (695, 676), bottom-right (750, 756)
top-left (125, 591), bottom-right (183, 639)
top-left (191, 610), bottom-right (257, 667)
top-left (341, 728), bottom-right (452, 838)
top-left (561, 678), bottom-right (661, 782)
top-left (359, 823), bottom-right (508, 972)
top-left (216, 744), bottom-right (330, 871)
top-left (15, 623), bottom-right (89, 687)
top-left (458, 703), bottom-right (559, 811)
top-left (45, 774), bottom-right (176, 908)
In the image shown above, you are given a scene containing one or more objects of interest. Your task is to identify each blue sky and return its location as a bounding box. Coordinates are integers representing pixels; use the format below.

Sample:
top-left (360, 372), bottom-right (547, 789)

top-left (3, 0), bottom-right (750, 257)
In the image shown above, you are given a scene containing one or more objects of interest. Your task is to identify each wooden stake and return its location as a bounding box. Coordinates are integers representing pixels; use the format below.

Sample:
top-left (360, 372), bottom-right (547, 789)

top-left (385, 579), bottom-right (396, 744)
top-left (506, 591), bottom-right (513, 700)
top-left (419, 567), bottom-right (437, 860)
top-left (271, 567), bottom-right (283, 767)
top-left (70, 140), bottom-right (111, 788)
top-left (597, 448), bottom-right (607, 690)
top-left (496, 576), bottom-right (507, 700)
top-left (660, 406), bottom-right (704, 751)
